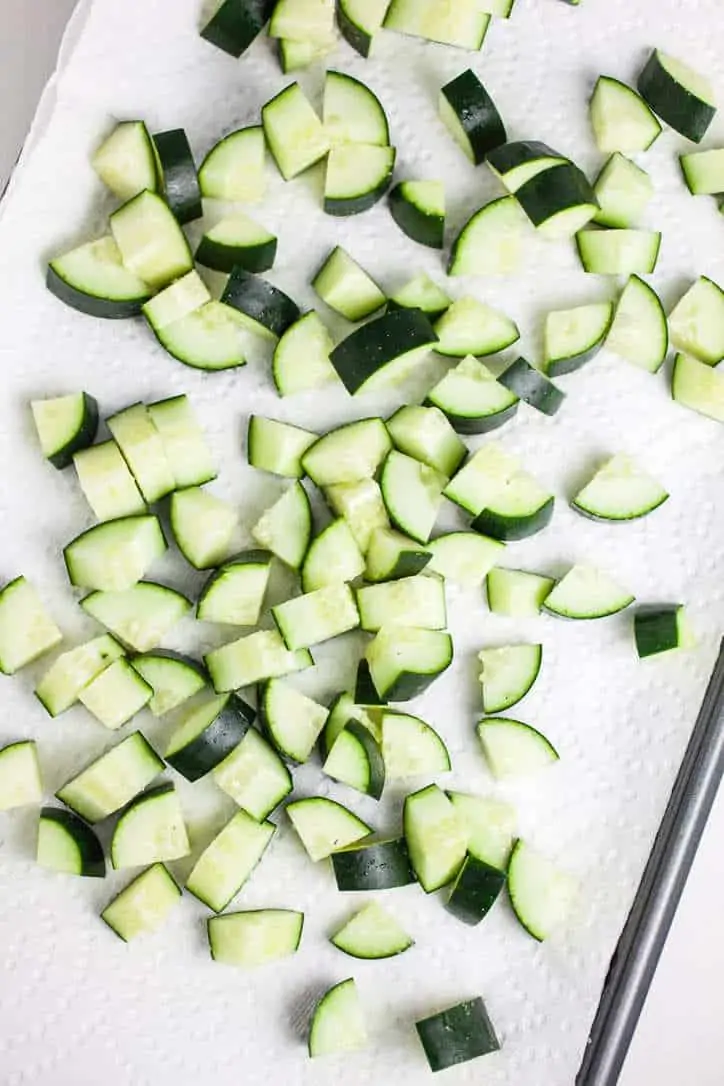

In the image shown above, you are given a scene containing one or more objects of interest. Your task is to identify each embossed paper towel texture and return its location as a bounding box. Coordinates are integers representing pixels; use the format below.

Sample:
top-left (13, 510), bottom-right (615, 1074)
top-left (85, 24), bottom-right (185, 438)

top-left (0, 1), bottom-right (723, 1083)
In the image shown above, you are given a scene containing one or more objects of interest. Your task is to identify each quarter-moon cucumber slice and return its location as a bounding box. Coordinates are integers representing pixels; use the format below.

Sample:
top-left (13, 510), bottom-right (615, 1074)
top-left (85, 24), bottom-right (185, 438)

top-left (507, 840), bottom-right (577, 941)
top-left (668, 276), bottom-right (724, 365)
top-left (331, 902), bottom-right (413, 959)
top-left (671, 351), bottom-right (724, 422)
top-left (309, 978), bottom-right (367, 1058)
top-left (286, 797), bottom-right (372, 861)
top-left (381, 711), bottom-right (450, 779)
top-left (605, 274), bottom-right (668, 373)
top-left (478, 644), bottom-right (542, 714)
top-left (403, 783), bottom-right (467, 892)
top-left (477, 718), bottom-right (559, 780)
top-left (572, 454), bottom-right (669, 521)
top-left (543, 564), bottom-right (634, 619)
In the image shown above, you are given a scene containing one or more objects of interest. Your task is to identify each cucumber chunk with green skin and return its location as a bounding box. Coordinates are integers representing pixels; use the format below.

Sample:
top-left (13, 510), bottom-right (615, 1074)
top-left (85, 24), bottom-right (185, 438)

top-left (544, 302), bottom-right (613, 377)
top-left (668, 276), bottom-right (724, 365)
top-left (205, 630), bottom-right (313, 693)
top-left (171, 488), bottom-right (238, 571)
top-left (416, 997), bottom-right (500, 1072)
top-left (102, 863), bottom-right (181, 941)
top-left (543, 564), bottom-right (634, 620)
top-left (208, 909), bottom-right (304, 966)
top-left (331, 837), bottom-right (415, 890)
top-left (364, 528), bottom-right (430, 583)
top-left (322, 692), bottom-right (381, 759)
top-left (132, 651), bottom-right (207, 716)
top-left (323, 70), bottom-right (390, 147)
top-left (383, 0), bottom-right (490, 50)
top-left (680, 148), bottom-right (724, 196)
top-left (477, 718), bottom-right (559, 780)
top-left (325, 479), bottom-right (389, 553)
top-left (313, 247), bottom-right (386, 322)
top-left (381, 711), bottom-right (450, 779)
top-left (31, 392), bottom-right (99, 470)
top-left (447, 854), bottom-right (507, 926)
top-left (0, 741), bottom-right (42, 810)
top-left (260, 678), bottom-right (329, 763)
top-left (589, 76), bottom-right (662, 154)
top-left (404, 784), bottom-right (467, 893)
top-left (247, 416), bottom-right (318, 479)
top-left (380, 451), bottom-right (446, 544)
top-left (355, 659), bottom-right (387, 707)
top-left (309, 978), bottom-right (367, 1058)
top-left (322, 721), bottom-right (386, 799)
top-left (200, 0), bottom-right (276, 58)
top-left (366, 625), bottom-right (453, 701)
top-left (151, 301), bottom-right (247, 372)
top-left (357, 573), bottom-right (446, 632)
top-left (92, 121), bottom-right (158, 201)
top-left (106, 401), bottom-right (175, 504)
top-left (37, 808), bottom-right (105, 878)
top-left (222, 268), bottom-right (301, 340)
top-left (286, 797), bottom-right (372, 862)
top-left (637, 49), bottom-right (716, 143)
top-left (330, 311), bottom-right (438, 395)
top-left (278, 34), bottom-right (332, 71)
top-left (634, 605), bottom-right (695, 659)
top-left (499, 357), bottom-right (565, 416)
top-left (387, 273), bottom-right (451, 321)
top-left (165, 692), bottom-right (256, 781)
top-left (0, 577), bottom-right (62, 675)
top-left (448, 196), bottom-right (527, 277)
top-left (478, 644), bottom-right (542, 714)
top-left (273, 583), bottom-right (360, 650)
top-left (487, 140), bottom-right (568, 193)
top-left (262, 82), bottom-right (330, 181)
top-left (147, 394), bottom-right (216, 490)
top-left (303, 419), bottom-right (392, 487)
top-left (433, 297), bottom-right (519, 358)
top-left (186, 810), bottom-right (275, 913)
top-left (212, 728), bottom-right (292, 819)
top-left (56, 731), bottom-right (163, 824)
top-left (446, 791), bottom-right (516, 869)
top-left (426, 355), bottom-right (519, 435)
top-left (606, 275), bottom-right (668, 373)
top-left (507, 840), bottom-right (577, 941)
top-left (251, 482), bottom-right (311, 570)
top-left (439, 70), bottom-right (505, 165)
top-left (576, 228), bottom-right (661, 276)
top-left (671, 352), bottom-right (724, 422)
top-left (196, 214), bottom-right (277, 274)
top-left (331, 902), bottom-right (413, 959)
top-left (36, 636), bottom-right (125, 717)
top-left (81, 583), bottom-right (191, 653)
top-left (572, 454), bottom-right (669, 522)
top-left (109, 190), bottom-right (193, 290)
top-left (273, 311), bottom-right (337, 396)
top-left (389, 181), bottom-right (445, 248)
top-left (325, 144), bottom-right (396, 216)
top-left (198, 126), bottom-right (267, 202)
top-left (427, 532), bottom-right (504, 586)
top-left (487, 567), bottom-right (554, 617)
top-left (111, 783), bottom-right (190, 869)
top-left (46, 236), bottom-right (153, 319)
top-left (197, 551), bottom-right (272, 626)
top-left (302, 519), bottom-right (366, 593)
top-left (64, 516), bottom-right (167, 592)
top-left (593, 153), bottom-right (653, 228)
top-left (153, 128), bottom-right (202, 225)
top-left (336, 0), bottom-right (390, 56)
top-left (516, 163), bottom-right (598, 239)
top-left (269, 0), bottom-right (335, 42)
top-left (386, 405), bottom-right (466, 477)
top-left (78, 658), bottom-right (152, 729)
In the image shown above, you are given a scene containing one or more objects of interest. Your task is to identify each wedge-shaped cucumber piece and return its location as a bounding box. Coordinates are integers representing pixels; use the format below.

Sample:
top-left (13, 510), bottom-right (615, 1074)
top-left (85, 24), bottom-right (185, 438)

top-left (273, 583), bottom-right (360, 650)
top-left (109, 190), bottom-right (192, 289)
top-left (208, 909), bottom-right (303, 966)
top-left (147, 394), bottom-right (217, 490)
top-left (302, 519), bottom-right (366, 593)
top-left (380, 451), bottom-right (446, 544)
top-left (171, 488), bottom-right (238, 570)
top-left (0, 577), bottom-right (62, 675)
top-left (132, 651), bottom-right (206, 716)
top-left (322, 721), bottom-right (386, 799)
top-left (198, 126), bottom-right (267, 200)
top-left (606, 275), bottom-right (668, 373)
top-left (262, 82), bottom-right (330, 181)
top-left (197, 551), bottom-right (272, 626)
top-left (56, 732), bottom-right (163, 823)
top-left (477, 718), bottom-right (559, 780)
top-left (81, 583), bottom-right (190, 652)
top-left (671, 352), bottom-right (724, 422)
top-left (366, 625), bottom-right (453, 701)
top-left (322, 692), bottom-right (382, 758)
top-left (427, 532), bottom-right (504, 587)
top-left (46, 236), bottom-right (152, 319)
top-left (247, 416), bottom-right (318, 478)
top-left (382, 711), bottom-right (450, 780)
top-left (323, 70), bottom-right (390, 146)
top-left (386, 404), bottom-right (465, 477)
top-left (205, 630), bottom-right (313, 693)
top-left (634, 604), bottom-right (695, 659)
top-left (434, 297), bottom-right (519, 357)
top-left (325, 479), bottom-right (389, 552)
top-left (589, 76), bottom-right (662, 153)
top-left (309, 978), bottom-right (367, 1058)
top-left (213, 728), bottom-right (292, 819)
top-left (543, 564), bottom-right (634, 619)
top-left (572, 454), bottom-right (669, 521)
top-left (78, 658), bottom-right (152, 729)
top-left (101, 863), bottom-right (181, 941)
top-left (448, 197), bottom-right (526, 277)
top-left (446, 854), bottom-right (506, 926)
top-left (637, 49), bottom-right (716, 143)
top-left (388, 273), bottom-right (451, 321)
top-left (383, 0), bottom-right (490, 50)
top-left (37, 807), bottom-right (105, 878)
top-left (331, 902), bottom-right (413, 959)
top-left (439, 69), bottom-right (505, 166)
top-left (251, 482), bottom-right (311, 570)
top-left (303, 419), bottom-right (391, 486)
top-left (427, 355), bottom-right (519, 434)
top-left (668, 276), bottom-right (724, 365)
top-left (325, 144), bottom-right (396, 217)
top-left (286, 796), bottom-right (371, 861)
top-left (35, 635), bottom-right (125, 716)
top-left (73, 441), bottom-right (146, 521)
top-left (446, 790), bottom-right (516, 869)
top-left (508, 840), bottom-right (576, 940)
top-left (92, 120), bottom-right (159, 200)
top-left (272, 311), bottom-right (337, 396)
top-left (357, 574), bottom-right (446, 632)
top-left (331, 837), bottom-right (415, 890)
top-left (486, 567), bottom-right (554, 616)
top-left (31, 391), bottom-right (99, 469)
top-left (260, 678), bottom-right (329, 762)
top-left (165, 692), bottom-right (255, 781)
top-left (110, 783), bottom-right (189, 869)
top-left (336, 0), bottom-right (389, 57)
top-left (478, 644), bottom-right (542, 714)
top-left (364, 528), bottom-right (430, 583)
top-left (544, 301), bottom-right (613, 377)
top-left (576, 228), bottom-right (661, 276)
top-left (64, 516), bottom-right (167, 592)
top-left (404, 783), bottom-right (467, 893)
top-left (0, 741), bottom-right (42, 810)
top-left (186, 810), bottom-right (275, 912)
top-left (593, 153), bottom-right (653, 228)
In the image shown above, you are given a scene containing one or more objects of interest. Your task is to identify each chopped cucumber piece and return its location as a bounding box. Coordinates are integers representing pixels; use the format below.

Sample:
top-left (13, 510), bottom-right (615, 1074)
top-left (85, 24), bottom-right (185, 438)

top-left (516, 163), bottom-right (598, 239)
top-left (147, 394), bottom-right (216, 490)
top-left (251, 482), bottom-right (312, 570)
top-left (35, 635), bottom-right (125, 717)
top-left (152, 301), bottom-right (247, 371)
top-left (447, 790), bottom-right (516, 869)
top-left (543, 564), bottom-right (634, 619)
top-left (198, 126), bottom-right (267, 202)
top-left (487, 140), bottom-right (568, 193)
top-left (322, 721), bottom-right (386, 798)
top-left (213, 728), bottom-right (292, 819)
top-left (106, 402), bottom-right (175, 503)
top-left (325, 479), bottom-right (389, 552)
top-left (170, 487), bottom-right (238, 570)
top-left (200, 0), bottom-right (275, 58)
top-left (261, 678), bottom-right (329, 762)
top-left (247, 416), bottom-right (318, 478)
top-left (322, 692), bottom-right (381, 758)
top-left (572, 454), bottom-right (669, 521)
top-left (0, 577), bottom-right (62, 675)
top-left (478, 644), bottom-right (542, 714)
top-left (330, 310), bottom-right (437, 395)
top-left (78, 657), bottom-right (152, 729)
top-left (313, 246), bottom-right (386, 322)
top-left (73, 441), bottom-right (146, 521)
top-left (388, 272), bottom-right (451, 321)
top-left (638, 49), bottom-right (716, 143)
top-left (208, 909), bottom-right (303, 966)
top-left (487, 567), bottom-right (554, 616)
top-left (81, 583), bottom-right (190, 652)
top-left (477, 718), bottom-right (559, 780)
top-left (272, 311), bottom-right (337, 396)
top-left (132, 651), bottom-right (206, 716)
top-left (278, 35), bottom-right (334, 73)
top-left (272, 583), bottom-right (360, 650)
top-left (671, 351), bottom-right (724, 422)
top-left (448, 196), bottom-right (526, 277)
top-left (427, 355), bottom-right (519, 435)
top-left (303, 419), bottom-right (391, 487)
top-left (64, 516), bottom-right (166, 592)
top-left (153, 127), bottom-right (202, 225)
top-left (680, 148), bottom-right (724, 196)
top-left (222, 267), bottom-right (300, 341)
top-left (336, 0), bottom-right (390, 57)
top-left (302, 519), bottom-right (365, 593)
top-left (325, 144), bottom-right (396, 216)
top-left (196, 213), bottom-right (277, 274)
top-left (46, 236), bottom-right (152, 319)
top-left (102, 863), bottom-right (181, 941)
top-left (634, 604), bottom-right (695, 658)
top-left (668, 276), bottom-right (724, 365)
top-left (110, 783), bottom-right (189, 869)
top-left (269, 0), bottom-right (335, 42)
top-left (593, 153), bottom-right (653, 228)
top-left (439, 69), bottom-right (505, 165)
top-left (447, 854), bottom-right (507, 926)
top-left (357, 574), bottom-right (446, 632)
top-left (186, 810), bottom-right (275, 912)
top-left (365, 527), bottom-right (430, 583)
top-left (404, 784), bottom-right (467, 893)
top-left (37, 807), bottom-right (105, 878)
top-left (380, 451), bottom-right (446, 544)
top-left (508, 840), bottom-right (576, 940)
top-left (427, 532), bottom-right (504, 586)
top-left (56, 731), bottom-right (163, 823)
top-left (544, 302), bottom-right (613, 377)
top-left (286, 797), bottom-right (372, 861)
top-left (499, 356), bottom-right (565, 417)
top-left (262, 82), bottom-right (330, 181)
top-left (0, 741), bottom-right (42, 810)
top-left (434, 297), bottom-right (519, 358)
top-left (389, 181), bottom-right (445, 249)
top-left (31, 392), bottom-right (98, 470)
top-left (589, 76), bottom-right (662, 153)
top-left (576, 228), bottom-right (661, 276)
top-left (309, 978), bottom-right (367, 1058)
top-left (197, 551), bottom-right (272, 626)
top-left (606, 275), bottom-right (668, 373)
top-left (331, 837), bottom-right (415, 890)
top-left (383, 0), bottom-right (490, 50)
top-left (323, 70), bottom-right (390, 147)
top-left (366, 625), bottom-right (453, 701)
top-left (92, 120), bottom-right (158, 200)
top-left (109, 190), bottom-right (192, 289)
top-left (331, 902), bottom-right (413, 959)
top-left (386, 405), bottom-right (466, 478)
top-left (416, 998), bottom-right (500, 1072)
top-left (382, 711), bottom-right (450, 779)
top-left (205, 630), bottom-right (312, 693)
top-left (165, 692), bottom-right (255, 781)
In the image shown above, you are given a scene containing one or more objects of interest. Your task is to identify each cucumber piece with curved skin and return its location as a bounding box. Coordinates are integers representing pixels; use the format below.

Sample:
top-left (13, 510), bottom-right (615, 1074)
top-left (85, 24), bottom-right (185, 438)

top-left (272, 311), bottom-right (337, 396)
top-left (572, 454), bottom-right (669, 522)
top-left (262, 82), bottom-right (330, 181)
top-left (668, 277), bottom-right (724, 365)
top-left (323, 70), bottom-right (390, 147)
top-left (448, 196), bottom-right (527, 277)
top-left (446, 791), bottom-right (516, 869)
top-left (445, 443), bottom-right (554, 541)
top-left (247, 416), bottom-right (318, 478)
top-left (325, 144), bottom-right (396, 216)
top-left (251, 482), bottom-right (312, 570)
top-left (197, 551), bottom-right (272, 626)
top-left (200, 0), bottom-right (275, 57)
top-left (634, 604), bottom-right (694, 658)
top-left (388, 273), bottom-right (451, 321)
top-left (330, 310), bottom-right (437, 395)
top-left (0, 741), bottom-right (42, 810)
top-left (0, 577), bottom-right (62, 675)
top-left (544, 302), bottom-right (613, 377)
top-left (434, 297), bottom-right (519, 358)
top-left (416, 998), bottom-right (500, 1072)
top-left (427, 354), bottom-right (518, 435)
top-left (637, 49), bottom-right (716, 143)
top-left (213, 728), bottom-right (293, 819)
top-left (543, 564), bottom-right (634, 620)
top-left (102, 863), bottom-right (181, 941)
top-left (272, 583), bottom-right (360, 649)
top-left (260, 678), bottom-right (328, 763)
top-left (447, 855), bottom-right (507, 926)
top-left (64, 516), bottom-right (166, 592)
top-left (325, 479), bottom-right (389, 552)
top-left (380, 451), bottom-right (446, 544)
top-left (171, 488), bottom-right (238, 570)
top-left (364, 527), bottom-right (430, 583)
top-left (106, 401), bottom-right (175, 504)
top-left (47, 236), bottom-right (152, 319)
top-left (383, 0), bottom-right (490, 50)
top-left (516, 163), bottom-right (598, 239)
top-left (478, 644), bottom-right (542, 714)
top-left (589, 76), bottom-right (662, 154)
top-left (269, 0), bottom-right (335, 42)
top-left (389, 181), bottom-right (445, 248)
top-left (92, 121), bottom-right (158, 201)
top-left (81, 583), bottom-right (191, 652)
top-left (313, 247), bottom-right (386, 322)
top-left (109, 191), bottom-right (192, 290)
top-left (606, 275), bottom-right (667, 372)
top-left (507, 840), bottom-right (576, 941)
top-left (382, 711), bottom-right (450, 779)
top-left (278, 36), bottom-right (334, 73)
top-left (322, 721), bottom-right (386, 798)
top-left (132, 651), bottom-right (207, 716)
top-left (301, 519), bottom-right (365, 593)
top-left (487, 140), bottom-right (568, 193)
top-left (671, 351), bottom-right (724, 422)
top-left (57, 731), bottom-right (163, 823)
top-left (147, 394), bottom-right (217, 491)
top-left (404, 784), bottom-right (467, 893)
top-left (205, 630), bottom-right (313, 693)
top-left (31, 392), bottom-right (99, 469)
top-left (222, 268), bottom-right (301, 340)
top-left (287, 797), bottom-right (372, 862)
top-left (309, 978), bottom-right (367, 1058)
top-left (680, 148), bottom-right (724, 196)
top-left (196, 214), bottom-right (277, 274)
top-left (110, 783), bottom-right (189, 869)
top-left (593, 153), bottom-right (653, 228)
top-left (35, 635), bottom-right (125, 717)
top-left (487, 567), bottom-right (554, 617)
top-left (576, 228), bottom-right (661, 276)
top-left (153, 128), bottom-right (201, 224)
top-left (185, 810), bottom-right (275, 913)
top-left (477, 718), bottom-right (559, 780)
top-left (198, 126), bottom-right (267, 202)
top-left (322, 692), bottom-right (381, 758)
top-left (208, 909), bottom-right (303, 966)
top-left (355, 659), bottom-right (387, 707)
top-left (37, 808), bottom-right (105, 878)
top-left (331, 902), bottom-right (413, 959)
top-left (165, 692), bottom-right (256, 781)
top-left (427, 532), bottom-right (504, 586)
top-left (336, 0), bottom-right (390, 57)
top-left (386, 405), bottom-right (466, 477)
top-left (366, 625), bottom-right (453, 701)
top-left (151, 301), bottom-right (247, 371)
top-left (78, 658), bottom-right (152, 729)
top-left (303, 418), bottom-right (392, 486)
top-left (331, 837), bottom-right (415, 890)
top-left (439, 70), bottom-right (505, 165)
top-left (357, 573), bottom-right (446, 632)
top-left (499, 357), bottom-right (565, 416)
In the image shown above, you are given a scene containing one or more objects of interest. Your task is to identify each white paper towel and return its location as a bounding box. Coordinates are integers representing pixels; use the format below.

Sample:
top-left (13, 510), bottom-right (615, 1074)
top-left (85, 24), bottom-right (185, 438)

top-left (1, 1), bottom-right (724, 1083)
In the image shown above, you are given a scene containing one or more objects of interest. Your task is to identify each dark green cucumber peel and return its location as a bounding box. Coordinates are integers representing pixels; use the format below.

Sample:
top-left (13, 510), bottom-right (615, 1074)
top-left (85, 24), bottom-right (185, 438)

top-left (166, 695), bottom-right (256, 781)
top-left (45, 267), bottom-right (150, 319)
top-left (325, 154), bottom-right (396, 217)
top-left (425, 395), bottom-right (518, 436)
top-left (637, 50), bottom-right (716, 143)
top-left (331, 837), bottom-right (417, 891)
top-left (440, 69), bottom-right (506, 165)
top-left (388, 184), bottom-right (444, 249)
top-left (415, 997), bottom-right (500, 1073)
top-left (221, 268), bottom-right (301, 337)
top-left (446, 855), bottom-right (507, 926)
top-left (343, 720), bottom-right (386, 800)
top-left (40, 807), bottom-right (106, 878)
top-left (499, 358), bottom-right (565, 416)
top-left (200, 0), bottom-right (276, 57)
top-left (336, 2), bottom-right (373, 57)
top-left (196, 233), bottom-right (277, 274)
top-left (472, 498), bottom-right (555, 542)
top-left (634, 605), bottom-right (685, 658)
top-left (329, 310), bottom-right (438, 395)
top-left (355, 660), bottom-right (388, 707)
top-left (153, 129), bottom-right (202, 224)
top-left (487, 140), bottom-right (567, 177)
top-left (47, 393), bottom-right (100, 469)
top-left (516, 163), bottom-right (597, 227)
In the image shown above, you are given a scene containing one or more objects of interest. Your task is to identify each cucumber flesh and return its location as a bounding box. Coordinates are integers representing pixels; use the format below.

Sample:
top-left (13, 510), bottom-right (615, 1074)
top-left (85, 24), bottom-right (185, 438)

top-left (576, 228), bottom-right (661, 276)
top-left (208, 909), bottom-right (303, 967)
top-left (572, 454), bottom-right (669, 521)
top-left (47, 236), bottom-right (152, 319)
top-left (92, 120), bottom-right (158, 201)
top-left (309, 978), bottom-right (367, 1058)
top-left (380, 451), bottom-right (446, 544)
top-left (434, 297), bottom-right (519, 357)
top-left (110, 784), bottom-right (189, 869)
top-left (101, 863), bottom-right (181, 942)
top-left (205, 629), bottom-right (312, 692)
top-left (606, 275), bottom-right (668, 373)
top-left (185, 810), bottom-right (275, 913)
top-left (132, 652), bottom-right (206, 716)
top-left (81, 583), bottom-right (190, 652)
top-left (543, 564), bottom-right (634, 619)
top-left (668, 276), bottom-right (724, 365)
top-left (0, 577), bottom-right (62, 675)
top-left (212, 728), bottom-right (292, 820)
top-left (325, 479), bottom-right (390, 553)
top-left (262, 678), bottom-right (329, 763)
top-left (366, 625), bottom-right (453, 701)
top-left (323, 70), bottom-right (390, 146)
top-left (477, 718), bottom-right (559, 780)
top-left (171, 488), bottom-right (238, 570)
top-left (312, 247), bottom-right (386, 322)
top-left (56, 731), bottom-right (163, 823)
top-left (508, 840), bottom-right (576, 941)
top-left (303, 419), bottom-right (392, 487)
top-left (448, 197), bottom-right (526, 277)
top-left (593, 153), bottom-right (653, 228)
top-left (331, 902), bottom-right (413, 959)
top-left (386, 405), bottom-right (466, 477)
top-left (478, 644), bottom-right (542, 714)
top-left (0, 741), bottom-right (43, 810)
top-left (64, 516), bottom-right (167, 592)
top-left (487, 567), bottom-right (554, 617)
top-left (382, 711), bottom-right (450, 779)
top-left (589, 76), bottom-right (662, 154)
top-left (383, 0), bottom-right (490, 50)
top-left (388, 273), bottom-right (451, 320)
top-left (322, 721), bottom-right (385, 799)
top-left (272, 583), bottom-right (360, 650)
top-left (78, 658), bottom-right (153, 729)
top-left (301, 518), bottom-right (365, 593)
top-left (272, 311), bottom-right (337, 396)
top-left (446, 790), bottom-right (516, 869)
top-left (35, 635), bottom-right (125, 717)
top-left (198, 126), bottom-right (267, 202)
top-left (286, 797), bottom-right (371, 861)
top-left (262, 82), bottom-right (330, 181)
top-left (427, 532), bottom-right (504, 586)
top-left (404, 783), bottom-right (467, 893)
top-left (31, 392), bottom-right (99, 469)
top-left (109, 191), bottom-right (193, 290)
top-left (671, 351), bottom-right (724, 422)
top-left (544, 302), bottom-right (613, 377)
top-left (251, 482), bottom-right (311, 570)
top-left (426, 355), bottom-right (519, 435)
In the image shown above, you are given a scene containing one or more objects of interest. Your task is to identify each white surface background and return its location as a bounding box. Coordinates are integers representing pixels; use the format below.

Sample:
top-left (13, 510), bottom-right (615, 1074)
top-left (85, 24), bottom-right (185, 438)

top-left (0, 1), bottom-right (723, 1083)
